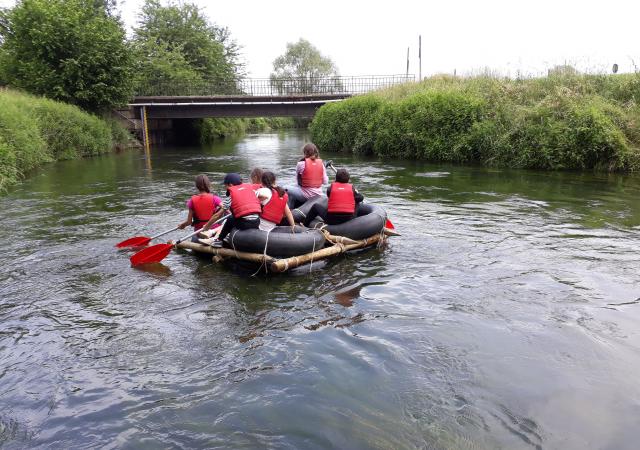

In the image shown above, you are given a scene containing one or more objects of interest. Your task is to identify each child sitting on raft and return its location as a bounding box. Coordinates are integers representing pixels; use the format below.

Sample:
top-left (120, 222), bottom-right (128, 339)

top-left (178, 174), bottom-right (223, 241)
top-left (286, 143), bottom-right (328, 209)
top-left (303, 168), bottom-right (364, 226)
top-left (256, 171), bottom-right (296, 231)
top-left (249, 167), bottom-right (264, 190)
top-left (202, 173), bottom-right (261, 248)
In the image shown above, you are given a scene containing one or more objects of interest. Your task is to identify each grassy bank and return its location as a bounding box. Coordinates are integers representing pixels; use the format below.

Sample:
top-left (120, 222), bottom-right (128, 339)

top-left (198, 117), bottom-right (309, 144)
top-left (310, 73), bottom-right (640, 171)
top-left (0, 89), bottom-right (133, 191)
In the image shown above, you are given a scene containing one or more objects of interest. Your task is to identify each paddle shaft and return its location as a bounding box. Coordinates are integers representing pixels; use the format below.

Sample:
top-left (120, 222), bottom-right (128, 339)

top-left (175, 213), bottom-right (231, 245)
top-left (150, 226), bottom-right (180, 240)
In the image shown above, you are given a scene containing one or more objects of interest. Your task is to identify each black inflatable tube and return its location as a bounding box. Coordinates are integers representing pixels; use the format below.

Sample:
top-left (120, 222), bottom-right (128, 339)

top-left (310, 203), bottom-right (387, 240)
top-left (290, 195), bottom-right (327, 224)
top-left (227, 225), bottom-right (326, 258)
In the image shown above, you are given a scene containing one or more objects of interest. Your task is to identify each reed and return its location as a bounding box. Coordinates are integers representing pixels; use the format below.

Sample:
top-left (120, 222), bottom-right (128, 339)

top-left (310, 72), bottom-right (640, 171)
top-left (0, 89), bottom-right (133, 191)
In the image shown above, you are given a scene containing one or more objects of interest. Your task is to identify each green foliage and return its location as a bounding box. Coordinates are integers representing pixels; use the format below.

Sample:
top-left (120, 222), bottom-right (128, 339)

top-left (311, 95), bottom-right (383, 154)
top-left (310, 73), bottom-right (640, 171)
top-left (270, 39), bottom-right (341, 94)
top-left (132, 0), bottom-right (242, 95)
top-left (0, 0), bottom-right (133, 111)
top-left (244, 117), bottom-right (298, 132)
top-left (0, 89), bottom-right (128, 191)
top-left (31, 98), bottom-right (113, 159)
top-left (197, 118), bottom-right (246, 143)
top-left (0, 91), bottom-right (50, 190)
top-left (197, 117), bottom-right (301, 144)
top-left (131, 40), bottom-right (206, 94)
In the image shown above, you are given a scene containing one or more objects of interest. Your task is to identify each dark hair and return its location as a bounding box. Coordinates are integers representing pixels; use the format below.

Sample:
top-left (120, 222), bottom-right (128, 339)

top-left (195, 174), bottom-right (211, 193)
top-left (250, 167), bottom-right (264, 184)
top-left (302, 143), bottom-right (319, 160)
top-left (261, 171), bottom-right (286, 197)
top-left (335, 168), bottom-right (350, 183)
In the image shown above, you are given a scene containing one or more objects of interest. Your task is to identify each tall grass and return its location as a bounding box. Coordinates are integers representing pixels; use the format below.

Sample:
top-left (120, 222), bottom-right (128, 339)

top-left (0, 89), bottom-right (133, 191)
top-left (311, 73), bottom-right (640, 171)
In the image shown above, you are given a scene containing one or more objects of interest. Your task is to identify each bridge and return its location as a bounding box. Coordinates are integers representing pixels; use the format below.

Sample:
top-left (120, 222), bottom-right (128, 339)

top-left (116, 75), bottom-right (414, 144)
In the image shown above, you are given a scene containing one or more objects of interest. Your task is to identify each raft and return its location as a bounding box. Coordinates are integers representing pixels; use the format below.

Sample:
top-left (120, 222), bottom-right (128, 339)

top-left (175, 201), bottom-right (398, 272)
top-left (227, 225), bottom-right (325, 258)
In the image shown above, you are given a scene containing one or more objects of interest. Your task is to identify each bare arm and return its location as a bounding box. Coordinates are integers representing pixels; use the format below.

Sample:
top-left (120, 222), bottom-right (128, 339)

top-left (284, 204), bottom-right (295, 228)
top-left (179, 210), bottom-right (193, 229)
top-left (201, 207), bottom-right (224, 231)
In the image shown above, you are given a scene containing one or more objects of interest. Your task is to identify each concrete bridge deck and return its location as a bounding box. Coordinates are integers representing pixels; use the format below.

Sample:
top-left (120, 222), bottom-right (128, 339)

top-left (129, 94), bottom-right (350, 119)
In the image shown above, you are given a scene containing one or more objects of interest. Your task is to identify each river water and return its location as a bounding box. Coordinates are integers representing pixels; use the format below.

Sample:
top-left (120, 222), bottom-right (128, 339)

top-left (1, 130), bottom-right (639, 449)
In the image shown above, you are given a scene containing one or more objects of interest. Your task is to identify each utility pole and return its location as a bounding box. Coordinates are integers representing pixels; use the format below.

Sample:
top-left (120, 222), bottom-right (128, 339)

top-left (418, 35), bottom-right (422, 81)
top-left (406, 47), bottom-right (410, 77)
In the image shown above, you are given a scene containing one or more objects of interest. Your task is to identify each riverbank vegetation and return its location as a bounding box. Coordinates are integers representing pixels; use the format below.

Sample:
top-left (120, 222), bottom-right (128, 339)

top-left (198, 117), bottom-right (309, 143)
top-left (0, 89), bottom-right (132, 191)
top-left (311, 72), bottom-right (640, 171)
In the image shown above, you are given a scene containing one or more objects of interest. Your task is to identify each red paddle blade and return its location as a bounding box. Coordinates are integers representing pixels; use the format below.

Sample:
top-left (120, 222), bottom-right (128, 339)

top-left (130, 243), bottom-right (173, 266)
top-left (385, 218), bottom-right (395, 230)
top-left (116, 236), bottom-right (151, 248)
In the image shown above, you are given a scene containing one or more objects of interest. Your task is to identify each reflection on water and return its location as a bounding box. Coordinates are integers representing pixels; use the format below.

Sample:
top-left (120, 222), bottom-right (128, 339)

top-left (1, 130), bottom-right (640, 448)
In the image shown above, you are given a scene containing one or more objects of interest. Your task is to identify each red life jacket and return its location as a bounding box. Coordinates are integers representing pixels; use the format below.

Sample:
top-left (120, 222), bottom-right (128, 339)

top-left (251, 183), bottom-right (262, 190)
top-left (261, 189), bottom-right (288, 224)
top-left (191, 193), bottom-right (215, 229)
top-left (300, 158), bottom-right (324, 188)
top-left (327, 182), bottom-right (356, 214)
top-left (229, 184), bottom-right (261, 218)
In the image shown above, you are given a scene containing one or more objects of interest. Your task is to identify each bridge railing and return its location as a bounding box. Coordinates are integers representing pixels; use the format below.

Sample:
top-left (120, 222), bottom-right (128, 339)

top-left (134, 75), bottom-right (415, 97)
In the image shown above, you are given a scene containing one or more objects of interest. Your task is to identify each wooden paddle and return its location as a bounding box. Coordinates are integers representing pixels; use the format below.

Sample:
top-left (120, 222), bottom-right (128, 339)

top-left (116, 226), bottom-right (180, 248)
top-left (324, 160), bottom-right (396, 230)
top-left (130, 214), bottom-right (230, 266)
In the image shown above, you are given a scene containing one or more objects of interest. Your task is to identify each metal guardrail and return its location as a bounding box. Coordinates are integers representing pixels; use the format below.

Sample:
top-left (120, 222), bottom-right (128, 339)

top-left (134, 75), bottom-right (415, 97)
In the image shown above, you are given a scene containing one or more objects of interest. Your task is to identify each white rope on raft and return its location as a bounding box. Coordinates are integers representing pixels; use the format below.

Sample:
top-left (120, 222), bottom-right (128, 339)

top-left (250, 227), bottom-right (273, 277)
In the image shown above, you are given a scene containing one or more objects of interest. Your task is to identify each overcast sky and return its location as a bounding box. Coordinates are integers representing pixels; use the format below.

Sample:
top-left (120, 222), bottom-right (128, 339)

top-left (2, 0), bottom-right (638, 78)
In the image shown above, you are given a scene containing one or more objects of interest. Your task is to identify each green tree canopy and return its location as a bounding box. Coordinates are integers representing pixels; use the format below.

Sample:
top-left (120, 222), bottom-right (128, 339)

top-left (0, 0), bottom-right (133, 111)
top-left (132, 0), bottom-right (243, 95)
top-left (270, 39), bottom-right (341, 94)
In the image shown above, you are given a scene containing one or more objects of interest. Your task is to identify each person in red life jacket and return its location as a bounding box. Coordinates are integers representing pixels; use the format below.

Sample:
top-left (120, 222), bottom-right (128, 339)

top-left (249, 167), bottom-right (264, 190)
top-left (177, 174), bottom-right (223, 241)
top-left (256, 171), bottom-right (295, 232)
top-left (285, 143), bottom-right (328, 209)
top-left (303, 168), bottom-right (364, 226)
top-left (202, 173), bottom-right (261, 248)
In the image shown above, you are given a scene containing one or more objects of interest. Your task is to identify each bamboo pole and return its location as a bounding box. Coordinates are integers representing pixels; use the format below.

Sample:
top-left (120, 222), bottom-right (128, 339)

top-left (270, 244), bottom-right (346, 273)
top-left (270, 234), bottom-right (384, 273)
top-left (321, 230), bottom-right (359, 245)
top-left (175, 241), bottom-right (275, 264)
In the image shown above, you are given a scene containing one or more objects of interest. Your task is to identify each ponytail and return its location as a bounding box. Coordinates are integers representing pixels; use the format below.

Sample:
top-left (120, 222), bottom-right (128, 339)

top-left (261, 171), bottom-right (286, 198)
top-left (195, 174), bottom-right (211, 193)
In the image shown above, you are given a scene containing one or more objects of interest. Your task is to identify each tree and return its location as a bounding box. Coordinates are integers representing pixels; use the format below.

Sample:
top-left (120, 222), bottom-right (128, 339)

top-left (0, 0), bottom-right (133, 111)
top-left (130, 40), bottom-right (206, 95)
top-left (132, 0), bottom-right (243, 95)
top-left (270, 39), bottom-right (341, 94)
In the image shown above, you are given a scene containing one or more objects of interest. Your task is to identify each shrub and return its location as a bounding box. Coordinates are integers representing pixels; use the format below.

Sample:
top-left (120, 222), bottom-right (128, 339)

top-left (311, 95), bottom-right (383, 154)
top-left (310, 73), bottom-right (640, 171)
top-left (0, 89), bottom-right (130, 191)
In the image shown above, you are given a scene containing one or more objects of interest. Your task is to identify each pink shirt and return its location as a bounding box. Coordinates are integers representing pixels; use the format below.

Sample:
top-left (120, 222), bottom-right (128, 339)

top-left (186, 194), bottom-right (222, 210)
top-left (296, 160), bottom-right (329, 198)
